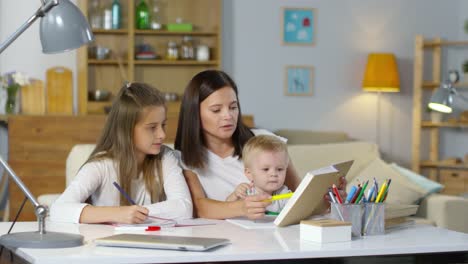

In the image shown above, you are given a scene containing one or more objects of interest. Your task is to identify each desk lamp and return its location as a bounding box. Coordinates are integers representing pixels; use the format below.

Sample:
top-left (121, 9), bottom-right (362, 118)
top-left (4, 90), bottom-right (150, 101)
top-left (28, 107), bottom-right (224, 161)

top-left (0, 0), bottom-right (93, 248)
top-left (428, 71), bottom-right (468, 113)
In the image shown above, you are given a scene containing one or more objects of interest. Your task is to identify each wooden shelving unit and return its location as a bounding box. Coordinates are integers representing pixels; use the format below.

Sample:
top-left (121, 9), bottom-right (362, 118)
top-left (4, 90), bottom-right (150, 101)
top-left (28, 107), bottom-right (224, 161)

top-left (411, 35), bottom-right (468, 195)
top-left (77, 0), bottom-right (222, 114)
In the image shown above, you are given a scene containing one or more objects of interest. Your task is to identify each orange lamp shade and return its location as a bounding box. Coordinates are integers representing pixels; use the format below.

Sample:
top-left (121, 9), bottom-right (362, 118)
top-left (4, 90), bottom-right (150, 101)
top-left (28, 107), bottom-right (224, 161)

top-left (362, 53), bottom-right (400, 92)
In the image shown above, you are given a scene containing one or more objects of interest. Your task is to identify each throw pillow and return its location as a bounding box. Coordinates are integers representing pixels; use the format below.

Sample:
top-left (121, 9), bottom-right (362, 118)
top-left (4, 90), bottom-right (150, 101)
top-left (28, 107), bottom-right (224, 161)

top-left (390, 163), bottom-right (444, 195)
top-left (347, 157), bottom-right (428, 205)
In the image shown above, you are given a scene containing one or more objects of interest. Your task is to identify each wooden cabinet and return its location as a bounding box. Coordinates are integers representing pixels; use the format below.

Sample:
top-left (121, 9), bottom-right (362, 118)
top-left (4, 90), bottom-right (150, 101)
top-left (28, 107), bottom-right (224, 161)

top-left (411, 35), bottom-right (468, 195)
top-left (77, 0), bottom-right (222, 114)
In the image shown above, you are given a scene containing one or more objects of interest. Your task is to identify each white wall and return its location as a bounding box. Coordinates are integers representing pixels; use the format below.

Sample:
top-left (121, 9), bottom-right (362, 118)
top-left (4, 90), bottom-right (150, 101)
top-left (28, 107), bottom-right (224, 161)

top-left (0, 0), bottom-right (78, 110)
top-left (223, 0), bottom-right (466, 167)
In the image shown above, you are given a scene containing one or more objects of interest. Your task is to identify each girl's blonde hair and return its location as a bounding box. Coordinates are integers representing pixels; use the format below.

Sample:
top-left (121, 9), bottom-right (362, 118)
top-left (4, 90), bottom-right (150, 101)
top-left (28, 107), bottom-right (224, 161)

top-left (86, 82), bottom-right (167, 205)
top-left (242, 135), bottom-right (289, 168)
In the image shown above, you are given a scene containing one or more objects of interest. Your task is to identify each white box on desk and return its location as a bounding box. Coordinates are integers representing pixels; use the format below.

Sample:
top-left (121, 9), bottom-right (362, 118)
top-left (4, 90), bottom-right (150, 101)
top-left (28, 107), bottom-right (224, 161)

top-left (300, 219), bottom-right (351, 243)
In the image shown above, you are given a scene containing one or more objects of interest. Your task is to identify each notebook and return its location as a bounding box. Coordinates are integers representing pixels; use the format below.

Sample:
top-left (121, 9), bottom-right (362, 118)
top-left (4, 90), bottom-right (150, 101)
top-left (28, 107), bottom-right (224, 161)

top-left (274, 160), bottom-right (354, 227)
top-left (95, 234), bottom-right (230, 251)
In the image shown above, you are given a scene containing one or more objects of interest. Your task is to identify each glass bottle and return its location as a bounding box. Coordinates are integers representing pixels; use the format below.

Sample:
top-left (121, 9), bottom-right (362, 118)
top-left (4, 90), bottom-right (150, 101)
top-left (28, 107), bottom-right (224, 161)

top-left (89, 0), bottom-right (102, 29)
top-left (103, 3), bottom-right (112, 30)
top-left (150, 0), bottom-right (162, 30)
top-left (136, 0), bottom-right (150, 30)
top-left (180, 36), bottom-right (195, 60)
top-left (111, 0), bottom-right (121, 29)
top-left (166, 41), bottom-right (179, 60)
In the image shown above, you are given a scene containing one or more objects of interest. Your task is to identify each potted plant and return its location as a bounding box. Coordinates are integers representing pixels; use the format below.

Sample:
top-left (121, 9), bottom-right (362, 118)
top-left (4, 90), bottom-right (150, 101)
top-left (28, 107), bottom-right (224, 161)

top-left (463, 60), bottom-right (468, 81)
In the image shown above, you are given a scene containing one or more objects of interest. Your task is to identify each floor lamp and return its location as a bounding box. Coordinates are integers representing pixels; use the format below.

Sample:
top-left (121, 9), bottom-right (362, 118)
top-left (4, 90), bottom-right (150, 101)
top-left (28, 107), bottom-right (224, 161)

top-left (362, 53), bottom-right (400, 148)
top-left (0, 0), bottom-right (94, 248)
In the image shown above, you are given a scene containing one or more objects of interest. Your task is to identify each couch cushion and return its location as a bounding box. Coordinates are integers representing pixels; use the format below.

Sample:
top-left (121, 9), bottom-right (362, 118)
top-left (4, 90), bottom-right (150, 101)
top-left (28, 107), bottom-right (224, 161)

top-left (288, 141), bottom-right (379, 180)
top-left (349, 158), bottom-right (428, 205)
top-left (390, 163), bottom-right (444, 195)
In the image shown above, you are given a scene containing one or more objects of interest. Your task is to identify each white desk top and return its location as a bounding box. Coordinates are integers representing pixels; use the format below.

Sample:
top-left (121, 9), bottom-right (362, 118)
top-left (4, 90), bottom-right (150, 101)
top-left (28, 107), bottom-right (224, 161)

top-left (0, 221), bottom-right (467, 264)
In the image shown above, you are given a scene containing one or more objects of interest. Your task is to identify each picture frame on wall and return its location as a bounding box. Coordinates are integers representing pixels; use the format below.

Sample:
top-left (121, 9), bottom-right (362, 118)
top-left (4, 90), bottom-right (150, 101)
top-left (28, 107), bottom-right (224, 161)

top-left (284, 65), bottom-right (314, 96)
top-left (282, 7), bottom-right (316, 45)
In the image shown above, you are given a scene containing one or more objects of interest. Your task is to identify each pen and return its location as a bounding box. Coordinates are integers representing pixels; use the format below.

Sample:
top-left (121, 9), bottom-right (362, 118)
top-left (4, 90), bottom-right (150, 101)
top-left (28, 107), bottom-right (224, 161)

top-left (264, 192), bottom-right (294, 202)
top-left (345, 186), bottom-right (357, 204)
top-left (354, 180), bottom-right (369, 204)
top-left (113, 181), bottom-right (136, 205)
top-left (375, 179), bottom-right (388, 203)
top-left (328, 188), bottom-right (337, 203)
top-left (331, 184), bottom-right (342, 204)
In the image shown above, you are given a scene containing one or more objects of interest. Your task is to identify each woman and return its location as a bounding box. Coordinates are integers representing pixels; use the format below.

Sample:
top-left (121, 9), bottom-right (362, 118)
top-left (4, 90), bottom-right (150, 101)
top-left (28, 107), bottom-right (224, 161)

top-left (175, 70), bottom-right (345, 219)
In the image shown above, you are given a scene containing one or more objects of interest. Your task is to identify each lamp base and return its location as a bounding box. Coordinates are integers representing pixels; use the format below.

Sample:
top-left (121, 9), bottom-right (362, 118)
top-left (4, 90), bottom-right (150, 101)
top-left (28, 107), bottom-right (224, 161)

top-left (0, 231), bottom-right (83, 248)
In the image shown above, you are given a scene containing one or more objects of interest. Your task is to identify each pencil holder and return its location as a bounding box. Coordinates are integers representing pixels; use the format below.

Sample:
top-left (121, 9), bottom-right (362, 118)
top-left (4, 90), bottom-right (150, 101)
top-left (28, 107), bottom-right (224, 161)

top-left (362, 203), bottom-right (385, 236)
top-left (330, 203), bottom-right (363, 238)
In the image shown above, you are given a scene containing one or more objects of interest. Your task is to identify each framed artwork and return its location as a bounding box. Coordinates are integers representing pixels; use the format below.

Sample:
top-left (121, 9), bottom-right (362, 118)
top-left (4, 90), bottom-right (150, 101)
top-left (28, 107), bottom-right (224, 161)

top-left (284, 65), bottom-right (314, 96)
top-left (282, 7), bottom-right (316, 45)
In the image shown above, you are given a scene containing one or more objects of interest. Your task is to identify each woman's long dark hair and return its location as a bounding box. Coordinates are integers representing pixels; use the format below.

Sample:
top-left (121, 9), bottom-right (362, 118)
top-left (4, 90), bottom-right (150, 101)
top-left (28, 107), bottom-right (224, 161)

top-left (175, 70), bottom-right (254, 169)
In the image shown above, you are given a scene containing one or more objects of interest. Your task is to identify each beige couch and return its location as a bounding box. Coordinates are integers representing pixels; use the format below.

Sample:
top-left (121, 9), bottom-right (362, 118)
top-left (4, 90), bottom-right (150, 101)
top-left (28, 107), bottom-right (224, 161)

top-left (40, 140), bottom-right (468, 233)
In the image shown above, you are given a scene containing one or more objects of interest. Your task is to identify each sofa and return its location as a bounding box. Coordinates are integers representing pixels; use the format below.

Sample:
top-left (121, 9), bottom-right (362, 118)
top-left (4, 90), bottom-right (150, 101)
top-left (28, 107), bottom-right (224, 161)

top-left (40, 137), bottom-right (468, 233)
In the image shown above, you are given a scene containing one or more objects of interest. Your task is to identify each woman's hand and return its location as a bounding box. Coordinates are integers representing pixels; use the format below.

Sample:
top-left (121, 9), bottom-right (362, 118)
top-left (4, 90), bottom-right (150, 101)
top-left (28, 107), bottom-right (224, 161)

top-left (242, 193), bottom-right (271, 220)
top-left (323, 176), bottom-right (348, 204)
top-left (115, 205), bottom-right (149, 224)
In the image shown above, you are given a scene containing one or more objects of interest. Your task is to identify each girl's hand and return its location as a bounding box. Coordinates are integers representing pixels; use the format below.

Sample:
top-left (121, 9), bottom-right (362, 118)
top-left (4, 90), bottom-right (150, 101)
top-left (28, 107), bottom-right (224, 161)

top-left (323, 176), bottom-right (348, 204)
top-left (242, 193), bottom-right (271, 220)
top-left (115, 205), bottom-right (149, 224)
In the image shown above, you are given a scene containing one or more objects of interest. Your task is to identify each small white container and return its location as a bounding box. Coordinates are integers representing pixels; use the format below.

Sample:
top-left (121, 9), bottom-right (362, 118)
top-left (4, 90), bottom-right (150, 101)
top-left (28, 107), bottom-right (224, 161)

top-left (300, 219), bottom-right (351, 243)
top-left (196, 45), bottom-right (210, 61)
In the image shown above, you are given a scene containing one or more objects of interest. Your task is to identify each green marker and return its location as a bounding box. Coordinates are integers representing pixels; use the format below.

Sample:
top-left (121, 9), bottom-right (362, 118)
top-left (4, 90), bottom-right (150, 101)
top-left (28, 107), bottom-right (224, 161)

top-left (354, 180), bottom-right (369, 204)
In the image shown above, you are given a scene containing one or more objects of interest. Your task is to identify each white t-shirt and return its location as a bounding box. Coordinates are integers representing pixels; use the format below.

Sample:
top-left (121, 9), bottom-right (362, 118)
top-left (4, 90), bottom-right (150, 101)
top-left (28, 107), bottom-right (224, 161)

top-left (179, 129), bottom-right (287, 201)
top-left (266, 185), bottom-right (292, 213)
top-left (50, 146), bottom-right (192, 223)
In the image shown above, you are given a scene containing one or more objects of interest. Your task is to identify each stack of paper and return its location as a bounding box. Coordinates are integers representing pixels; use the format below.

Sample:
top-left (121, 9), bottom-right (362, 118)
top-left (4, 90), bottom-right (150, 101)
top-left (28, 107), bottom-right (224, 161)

top-left (384, 204), bottom-right (419, 219)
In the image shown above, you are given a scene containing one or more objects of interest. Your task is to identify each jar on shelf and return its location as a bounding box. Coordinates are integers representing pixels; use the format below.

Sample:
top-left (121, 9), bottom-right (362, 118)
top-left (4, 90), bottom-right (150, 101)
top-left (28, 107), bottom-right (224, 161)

top-left (196, 45), bottom-right (210, 61)
top-left (89, 0), bottom-right (103, 29)
top-left (180, 36), bottom-right (195, 60)
top-left (166, 41), bottom-right (179, 60)
top-left (150, 0), bottom-right (163, 30)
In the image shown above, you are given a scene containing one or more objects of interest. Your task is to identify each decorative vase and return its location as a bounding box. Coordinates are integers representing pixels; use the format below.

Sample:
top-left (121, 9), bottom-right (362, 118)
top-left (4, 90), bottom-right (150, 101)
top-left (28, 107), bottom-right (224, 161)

top-left (5, 84), bottom-right (20, 114)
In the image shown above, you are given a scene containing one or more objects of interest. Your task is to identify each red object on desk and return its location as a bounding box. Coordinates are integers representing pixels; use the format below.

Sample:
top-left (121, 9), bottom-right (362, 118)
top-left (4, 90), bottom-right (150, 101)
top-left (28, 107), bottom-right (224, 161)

top-left (332, 184), bottom-right (343, 204)
top-left (145, 226), bottom-right (161, 231)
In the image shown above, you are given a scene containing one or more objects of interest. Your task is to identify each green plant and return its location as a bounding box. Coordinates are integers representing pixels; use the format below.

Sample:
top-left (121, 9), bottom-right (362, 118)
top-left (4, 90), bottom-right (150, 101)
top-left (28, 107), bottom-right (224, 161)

top-left (465, 19), bottom-right (468, 34)
top-left (463, 60), bottom-right (468, 73)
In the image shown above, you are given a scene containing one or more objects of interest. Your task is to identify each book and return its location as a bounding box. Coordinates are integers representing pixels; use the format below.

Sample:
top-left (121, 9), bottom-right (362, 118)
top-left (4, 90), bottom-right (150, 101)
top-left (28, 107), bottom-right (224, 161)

top-left (385, 217), bottom-right (415, 230)
top-left (384, 204), bottom-right (419, 219)
top-left (300, 219), bottom-right (351, 243)
top-left (112, 218), bottom-right (218, 231)
top-left (226, 215), bottom-right (277, 229)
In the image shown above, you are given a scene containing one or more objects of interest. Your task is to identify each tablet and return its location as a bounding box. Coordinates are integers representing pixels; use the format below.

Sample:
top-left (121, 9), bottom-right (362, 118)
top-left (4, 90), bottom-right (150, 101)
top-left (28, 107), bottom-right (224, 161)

top-left (95, 234), bottom-right (230, 251)
top-left (274, 160), bottom-right (354, 227)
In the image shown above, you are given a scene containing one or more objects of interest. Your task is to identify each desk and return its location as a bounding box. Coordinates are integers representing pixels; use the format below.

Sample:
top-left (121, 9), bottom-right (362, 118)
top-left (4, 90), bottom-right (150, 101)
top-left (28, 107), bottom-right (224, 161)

top-left (0, 221), bottom-right (467, 264)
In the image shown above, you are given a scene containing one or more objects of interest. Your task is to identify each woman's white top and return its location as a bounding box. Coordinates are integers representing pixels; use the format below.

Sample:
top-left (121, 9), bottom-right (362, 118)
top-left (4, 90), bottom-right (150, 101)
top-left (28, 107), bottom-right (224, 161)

top-left (179, 129), bottom-right (287, 201)
top-left (50, 146), bottom-right (192, 223)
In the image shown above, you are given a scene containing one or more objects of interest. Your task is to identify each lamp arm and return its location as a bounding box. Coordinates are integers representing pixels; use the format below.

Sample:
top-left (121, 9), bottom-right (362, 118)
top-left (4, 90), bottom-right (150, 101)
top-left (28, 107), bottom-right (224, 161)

top-left (0, 155), bottom-right (48, 234)
top-left (0, 0), bottom-right (58, 54)
top-left (453, 88), bottom-right (468, 104)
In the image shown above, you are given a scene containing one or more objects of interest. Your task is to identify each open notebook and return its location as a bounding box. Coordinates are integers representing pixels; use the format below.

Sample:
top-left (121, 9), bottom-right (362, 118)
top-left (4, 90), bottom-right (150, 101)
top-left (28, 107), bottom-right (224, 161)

top-left (95, 234), bottom-right (230, 251)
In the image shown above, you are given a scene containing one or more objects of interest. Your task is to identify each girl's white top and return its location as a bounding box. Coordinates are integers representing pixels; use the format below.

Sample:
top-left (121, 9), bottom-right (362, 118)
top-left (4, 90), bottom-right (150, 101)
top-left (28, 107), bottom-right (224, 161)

top-left (50, 146), bottom-right (192, 223)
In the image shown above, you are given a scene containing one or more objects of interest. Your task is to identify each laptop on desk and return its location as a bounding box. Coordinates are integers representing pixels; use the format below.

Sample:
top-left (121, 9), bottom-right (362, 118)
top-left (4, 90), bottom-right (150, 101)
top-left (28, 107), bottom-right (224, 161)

top-left (95, 234), bottom-right (230, 251)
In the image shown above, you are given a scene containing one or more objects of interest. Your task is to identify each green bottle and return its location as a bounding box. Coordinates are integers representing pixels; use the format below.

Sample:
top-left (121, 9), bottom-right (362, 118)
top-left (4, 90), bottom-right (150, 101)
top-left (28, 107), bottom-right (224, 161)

top-left (136, 0), bottom-right (150, 29)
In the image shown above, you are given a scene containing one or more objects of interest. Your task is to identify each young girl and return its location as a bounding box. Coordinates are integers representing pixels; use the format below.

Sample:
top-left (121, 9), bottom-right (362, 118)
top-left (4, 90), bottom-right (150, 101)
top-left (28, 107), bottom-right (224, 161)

top-left (50, 83), bottom-right (192, 224)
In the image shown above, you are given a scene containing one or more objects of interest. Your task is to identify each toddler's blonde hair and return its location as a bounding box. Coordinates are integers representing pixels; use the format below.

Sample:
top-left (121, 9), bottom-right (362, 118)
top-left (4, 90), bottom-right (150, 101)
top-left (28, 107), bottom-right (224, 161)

top-left (242, 135), bottom-right (289, 168)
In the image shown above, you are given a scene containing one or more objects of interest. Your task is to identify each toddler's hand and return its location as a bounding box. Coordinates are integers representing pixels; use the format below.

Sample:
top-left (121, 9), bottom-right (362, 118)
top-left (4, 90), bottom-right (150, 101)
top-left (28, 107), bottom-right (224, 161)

top-left (234, 182), bottom-right (253, 200)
